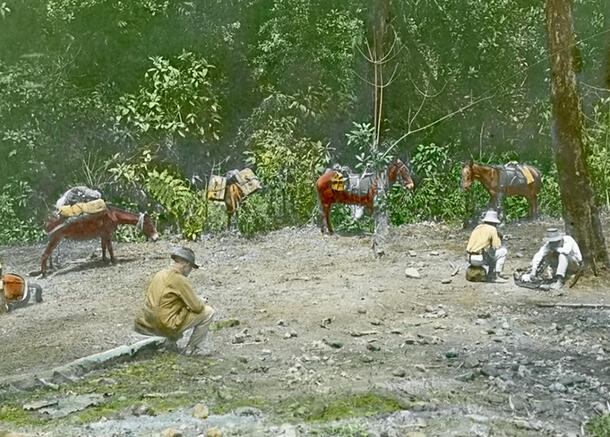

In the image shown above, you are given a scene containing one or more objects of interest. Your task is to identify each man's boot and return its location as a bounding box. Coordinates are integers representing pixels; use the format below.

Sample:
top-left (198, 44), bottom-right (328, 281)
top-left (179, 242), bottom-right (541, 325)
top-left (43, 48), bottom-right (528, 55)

top-left (491, 271), bottom-right (507, 283)
top-left (550, 275), bottom-right (565, 290)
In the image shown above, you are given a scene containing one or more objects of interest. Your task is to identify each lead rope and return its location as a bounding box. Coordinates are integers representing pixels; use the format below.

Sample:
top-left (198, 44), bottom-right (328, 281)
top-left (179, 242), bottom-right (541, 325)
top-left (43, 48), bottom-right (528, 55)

top-left (137, 213), bottom-right (145, 231)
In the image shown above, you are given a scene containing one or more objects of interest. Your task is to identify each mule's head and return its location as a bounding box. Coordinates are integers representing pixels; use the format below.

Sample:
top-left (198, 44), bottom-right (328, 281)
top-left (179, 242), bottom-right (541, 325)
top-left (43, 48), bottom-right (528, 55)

top-left (461, 161), bottom-right (474, 191)
top-left (389, 158), bottom-right (414, 190)
top-left (138, 213), bottom-right (159, 242)
top-left (44, 213), bottom-right (62, 233)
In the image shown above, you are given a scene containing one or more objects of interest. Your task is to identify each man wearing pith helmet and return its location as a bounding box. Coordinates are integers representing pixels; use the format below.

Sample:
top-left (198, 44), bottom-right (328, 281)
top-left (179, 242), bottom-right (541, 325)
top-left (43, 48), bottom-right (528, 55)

top-left (134, 246), bottom-right (215, 356)
top-left (524, 228), bottom-right (582, 290)
top-left (466, 209), bottom-right (508, 283)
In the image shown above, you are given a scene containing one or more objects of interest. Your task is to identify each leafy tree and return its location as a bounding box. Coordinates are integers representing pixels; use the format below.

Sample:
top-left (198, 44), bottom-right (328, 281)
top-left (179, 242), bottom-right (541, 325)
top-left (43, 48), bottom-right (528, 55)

top-left (116, 51), bottom-right (222, 144)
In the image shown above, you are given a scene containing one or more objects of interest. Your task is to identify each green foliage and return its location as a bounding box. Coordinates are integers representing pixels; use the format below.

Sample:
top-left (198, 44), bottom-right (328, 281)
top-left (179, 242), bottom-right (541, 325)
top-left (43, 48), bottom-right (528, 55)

top-left (110, 150), bottom-right (207, 240)
top-left (0, 180), bottom-right (44, 245)
top-left (253, 0), bottom-right (363, 110)
top-left (329, 204), bottom-right (373, 235)
top-left (116, 52), bottom-right (221, 142)
top-left (585, 98), bottom-right (610, 210)
top-left (537, 166), bottom-right (562, 217)
top-left (586, 413), bottom-right (610, 437)
top-left (389, 143), bottom-right (467, 224)
top-left (235, 192), bottom-right (275, 236)
top-left (242, 92), bottom-right (331, 232)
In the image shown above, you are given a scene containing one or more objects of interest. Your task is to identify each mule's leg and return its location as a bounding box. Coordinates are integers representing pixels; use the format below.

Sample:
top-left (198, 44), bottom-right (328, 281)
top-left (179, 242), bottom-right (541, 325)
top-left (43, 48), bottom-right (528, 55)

top-left (529, 194), bottom-right (539, 219)
top-left (101, 238), bottom-right (108, 262)
top-left (227, 212), bottom-right (232, 230)
top-left (105, 235), bottom-right (116, 264)
top-left (319, 208), bottom-right (326, 233)
top-left (324, 204), bottom-right (334, 234)
top-left (41, 235), bottom-right (62, 277)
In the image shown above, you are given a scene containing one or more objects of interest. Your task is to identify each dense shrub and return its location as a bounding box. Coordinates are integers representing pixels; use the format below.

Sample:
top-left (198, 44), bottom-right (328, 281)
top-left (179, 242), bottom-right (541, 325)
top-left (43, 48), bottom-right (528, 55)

top-left (0, 180), bottom-right (44, 245)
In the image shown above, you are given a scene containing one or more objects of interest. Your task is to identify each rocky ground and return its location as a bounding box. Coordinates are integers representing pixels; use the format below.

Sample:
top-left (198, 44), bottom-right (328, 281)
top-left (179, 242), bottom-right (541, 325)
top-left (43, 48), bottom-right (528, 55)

top-left (0, 217), bottom-right (609, 437)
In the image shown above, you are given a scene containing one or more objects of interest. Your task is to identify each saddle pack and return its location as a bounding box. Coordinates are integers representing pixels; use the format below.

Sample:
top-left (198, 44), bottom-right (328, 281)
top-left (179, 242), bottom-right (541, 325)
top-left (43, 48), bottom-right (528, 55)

top-left (58, 198), bottom-right (107, 218)
top-left (498, 162), bottom-right (535, 188)
top-left (56, 186), bottom-right (102, 209)
top-left (330, 164), bottom-right (373, 197)
top-left (1, 272), bottom-right (43, 312)
top-left (207, 168), bottom-right (262, 202)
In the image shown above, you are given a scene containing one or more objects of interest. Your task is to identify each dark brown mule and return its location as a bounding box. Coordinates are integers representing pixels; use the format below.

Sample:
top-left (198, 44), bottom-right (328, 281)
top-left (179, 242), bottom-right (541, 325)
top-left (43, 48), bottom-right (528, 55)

top-left (225, 183), bottom-right (244, 230)
top-left (461, 161), bottom-right (542, 218)
top-left (41, 207), bottom-right (159, 276)
top-left (316, 158), bottom-right (414, 234)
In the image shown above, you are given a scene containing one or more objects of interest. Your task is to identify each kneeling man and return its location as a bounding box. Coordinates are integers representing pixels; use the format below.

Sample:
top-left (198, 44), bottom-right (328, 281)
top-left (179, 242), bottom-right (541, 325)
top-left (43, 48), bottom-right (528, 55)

top-left (525, 228), bottom-right (582, 290)
top-left (135, 247), bottom-right (215, 356)
top-left (466, 210), bottom-right (507, 283)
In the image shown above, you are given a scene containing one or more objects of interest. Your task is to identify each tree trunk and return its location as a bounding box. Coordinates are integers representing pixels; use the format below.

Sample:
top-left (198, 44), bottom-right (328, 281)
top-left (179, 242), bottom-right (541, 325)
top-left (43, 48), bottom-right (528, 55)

top-left (545, 0), bottom-right (610, 272)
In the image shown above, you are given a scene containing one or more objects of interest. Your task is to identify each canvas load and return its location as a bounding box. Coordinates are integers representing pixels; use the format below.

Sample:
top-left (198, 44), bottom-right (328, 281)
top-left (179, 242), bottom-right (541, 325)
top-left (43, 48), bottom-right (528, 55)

top-left (207, 175), bottom-right (227, 201)
top-left (58, 199), bottom-right (107, 218)
top-left (238, 168), bottom-right (262, 197)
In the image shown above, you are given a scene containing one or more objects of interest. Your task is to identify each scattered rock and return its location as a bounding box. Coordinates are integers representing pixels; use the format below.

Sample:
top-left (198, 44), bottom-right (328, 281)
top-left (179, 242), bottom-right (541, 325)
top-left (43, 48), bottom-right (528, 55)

top-left (549, 382), bottom-right (567, 392)
top-left (160, 428), bottom-right (182, 437)
top-left (441, 278), bottom-right (452, 284)
top-left (324, 340), bottom-right (343, 349)
top-left (206, 428), bottom-right (222, 437)
top-left (480, 364), bottom-right (500, 377)
top-left (233, 407), bottom-right (262, 416)
top-left (463, 356), bottom-right (480, 368)
top-left (367, 342), bottom-right (381, 352)
top-left (191, 403), bottom-right (209, 420)
top-left (405, 268), bottom-right (421, 279)
top-left (232, 333), bottom-right (246, 344)
top-left (510, 395), bottom-right (529, 411)
top-left (456, 371), bottom-right (476, 382)
top-left (392, 368), bottom-right (407, 377)
top-left (404, 431), bottom-right (427, 437)
top-left (408, 250), bottom-right (417, 257)
top-left (445, 348), bottom-right (458, 359)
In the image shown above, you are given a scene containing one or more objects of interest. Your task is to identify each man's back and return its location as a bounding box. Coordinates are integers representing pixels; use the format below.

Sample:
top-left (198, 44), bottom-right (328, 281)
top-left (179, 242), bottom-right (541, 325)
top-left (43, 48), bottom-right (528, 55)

top-left (467, 223), bottom-right (501, 254)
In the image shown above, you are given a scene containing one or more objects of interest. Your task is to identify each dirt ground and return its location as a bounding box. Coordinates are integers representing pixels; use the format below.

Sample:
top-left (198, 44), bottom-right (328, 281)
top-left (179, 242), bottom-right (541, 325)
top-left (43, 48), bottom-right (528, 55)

top-left (0, 217), bottom-right (609, 436)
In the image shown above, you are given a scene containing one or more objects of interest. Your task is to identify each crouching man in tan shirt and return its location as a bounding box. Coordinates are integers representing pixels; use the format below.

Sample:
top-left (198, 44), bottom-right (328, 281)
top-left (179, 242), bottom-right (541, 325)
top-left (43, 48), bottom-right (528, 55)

top-left (135, 247), bottom-right (215, 356)
top-left (466, 210), bottom-right (508, 283)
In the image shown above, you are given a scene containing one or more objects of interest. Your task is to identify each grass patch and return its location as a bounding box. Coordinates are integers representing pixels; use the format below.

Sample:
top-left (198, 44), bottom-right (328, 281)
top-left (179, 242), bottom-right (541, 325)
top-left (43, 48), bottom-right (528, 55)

top-left (285, 392), bottom-right (404, 423)
top-left (212, 396), bottom-right (269, 415)
top-left (0, 353), bottom-right (217, 427)
top-left (311, 422), bottom-right (369, 436)
top-left (209, 318), bottom-right (241, 331)
top-left (586, 413), bottom-right (610, 437)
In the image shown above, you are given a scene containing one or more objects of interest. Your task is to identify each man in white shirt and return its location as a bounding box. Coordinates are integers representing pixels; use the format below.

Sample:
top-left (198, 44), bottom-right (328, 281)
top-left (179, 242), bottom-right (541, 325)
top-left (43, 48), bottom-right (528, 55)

top-left (524, 228), bottom-right (582, 290)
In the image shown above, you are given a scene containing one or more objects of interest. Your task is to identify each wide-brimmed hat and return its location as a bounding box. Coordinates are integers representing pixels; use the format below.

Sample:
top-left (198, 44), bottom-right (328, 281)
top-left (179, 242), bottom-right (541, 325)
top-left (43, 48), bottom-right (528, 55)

top-left (544, 228), bottom-right (564, 243)
top-left (171, 247), bottom-right (200, 269)
top-left (482, 210), bottom-right (501, 224)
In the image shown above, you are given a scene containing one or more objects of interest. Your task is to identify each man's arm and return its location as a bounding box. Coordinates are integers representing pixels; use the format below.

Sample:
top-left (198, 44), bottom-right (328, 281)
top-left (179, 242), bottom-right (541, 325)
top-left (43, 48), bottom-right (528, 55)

top-left (174, 276), bottom-right (205, 313)
top-left (491, 229), bottom-right (502, 249)
top-left (530, 244), bottom-right (549, 276)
